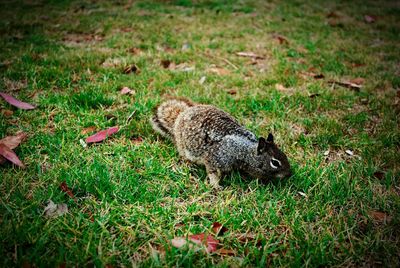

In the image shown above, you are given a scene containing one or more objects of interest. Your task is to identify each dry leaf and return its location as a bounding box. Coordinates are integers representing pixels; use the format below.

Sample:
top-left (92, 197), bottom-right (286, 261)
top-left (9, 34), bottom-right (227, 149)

top-left (199, 76), bottom-right (206, 84)
top-left (1, 109), bottom-right (13, 117)
top-left (235, 51), bottom-right (265, 60)
top-left (120, 87), bottom-right (134, 95)
top-left (60, 181), bottom-right (77, 202)
top-left (3, 78), bottom-right (27, 91)
top-left (373, 171), bottom-right (385, 180)
top-left (216, 248), bottom-right (236, 256)
top-left (345, 150), bottom-right (354, 156)
top-left (212, 222), bottom-right (228, 236)
top-left (171, 233), bottom-right (219, 253)
top-left (0, 144), bottom-right (25, 168)
top-left (81, 126), bottom-right (96, 135)
top-left (369, 210), bottom-right (392, 224)
top-left (123, 64), bottom-right (140, 74)
top-left (349, 77), bottom-right (365, 85)
top-left (208, 67), bottom-right (230, 76)
top-left (275, 84), bottom-right (287, 91)
top-left (227, 89), bottom-right (237, 95)
top-left (364, 15), bottom-right (376, 23)
top-left (273, 35), bottom-right (289, 45)
top-left (328, 80), bottom-right (362, 91)
top-left (127, 47), bottom-right (142, 54)
top-left (44, 200), bottom-right (68, 218)
top-left (131, 136), bottom-right (143, 145)
top-left (0, 92), bottom-right (36, 110)
top-left (0, 132), bottom-right (27, 150)
top-left (85, 126), bottom-right (119, 143)
top-left (161, 59), bottom-right (172, 69)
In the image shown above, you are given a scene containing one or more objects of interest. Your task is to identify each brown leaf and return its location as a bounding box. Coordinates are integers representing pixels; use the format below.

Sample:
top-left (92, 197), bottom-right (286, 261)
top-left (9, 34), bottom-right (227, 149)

top-left (212, 222), bottom-right (228, 236)
top-left (161, 59), bottom-right (172, 69)
top-left (216, 248), bottom-right (236, 256)
top-left (235, 51), bottom-right (265, 60)
top-left (208, 67), bottom-right (231, 76)
top-left (275, 84), bottom-right (288, 91)
top-left (60, 181), bottom-right (77, 202)
top-left (123, 64), bottom-right (140, 74)
top-left (326, 11), bottom-right (340, 18)
top-left (273, 35), bottom-right (289, 45)
top-left (349, 77), bottom-right (365, 85)
top-left (1, 109), bottom-right (13, 117)
top-left (300, 71), bottom-right (324, 80)
top-left (369, 210), bottom-right (392, 224)
top-left (3, 78), bottom-right (27, 91)
top-left (131, 136), bottom-right (143, 145)
top-left (328, 80), bottom-right (362, 91)
top-left (0, 144), bottom-right (25, 168)
top-left (128, 47), bottom-right (142, 54)
top-left (364, 15), bottom-right (376, 23)
top-left (373, 171), bottom-right (385, 180)
top-left (0, 132), bottom-right (27, 149)
top-left (81, 126), bottom-right (97, 135)
top-left (227, 89), bottom-right (237, 95)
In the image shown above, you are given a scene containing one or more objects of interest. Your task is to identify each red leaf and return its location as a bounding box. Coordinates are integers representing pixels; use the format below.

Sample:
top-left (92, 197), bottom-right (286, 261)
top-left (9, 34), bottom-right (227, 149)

top-left (188, 233), bottom-right (219, 253)
top-left (212, 222), bottom-right (228, 236)
top-left (0, 92), bottom-right (35, 110)
top-left (0, 132), bottom-right (27, 165)
top-left (0, 144), bottom-right (25, 168)
top-left (85, 126), bottom-right (119, 143)
top-left (171, 233), bottom-right (219, 253)
top-left (60, 181), bottom-right (77, 201)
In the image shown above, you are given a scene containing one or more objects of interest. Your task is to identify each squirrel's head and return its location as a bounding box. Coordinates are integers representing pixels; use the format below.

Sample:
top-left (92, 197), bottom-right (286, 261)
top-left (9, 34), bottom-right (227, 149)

top-left (247, 133), bottom-right (292, 180)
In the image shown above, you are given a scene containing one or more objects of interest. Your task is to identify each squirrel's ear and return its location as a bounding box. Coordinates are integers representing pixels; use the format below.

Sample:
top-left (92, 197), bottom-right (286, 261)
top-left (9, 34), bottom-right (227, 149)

top-left (267, 133), bottom-right (274, 143)
top-left (257, 137), bottom-right (267, 155)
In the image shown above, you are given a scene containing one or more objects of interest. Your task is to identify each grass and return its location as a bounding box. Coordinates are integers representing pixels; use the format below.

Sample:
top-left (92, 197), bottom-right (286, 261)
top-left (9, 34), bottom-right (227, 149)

top-left (1, 0), bottom-right (399, 266)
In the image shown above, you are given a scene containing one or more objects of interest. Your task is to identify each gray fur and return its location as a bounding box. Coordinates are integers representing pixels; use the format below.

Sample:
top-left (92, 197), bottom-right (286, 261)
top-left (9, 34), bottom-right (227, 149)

top-left (151, 98), bottom-right (292, 187)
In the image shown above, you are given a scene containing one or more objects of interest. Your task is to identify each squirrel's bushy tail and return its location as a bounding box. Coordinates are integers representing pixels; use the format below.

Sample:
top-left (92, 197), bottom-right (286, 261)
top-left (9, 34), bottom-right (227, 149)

top-left (151, 97), bottom-right (194, 138)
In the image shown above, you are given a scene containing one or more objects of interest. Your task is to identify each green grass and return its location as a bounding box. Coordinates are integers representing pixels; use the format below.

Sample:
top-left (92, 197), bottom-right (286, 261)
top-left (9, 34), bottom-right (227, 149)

top-left (1, 0), bottom-right (399, 266)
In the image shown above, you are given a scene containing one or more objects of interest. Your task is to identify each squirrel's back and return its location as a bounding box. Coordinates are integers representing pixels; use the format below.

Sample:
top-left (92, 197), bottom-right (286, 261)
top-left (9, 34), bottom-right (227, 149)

top-left (151, 97), bottom-right (194, 138)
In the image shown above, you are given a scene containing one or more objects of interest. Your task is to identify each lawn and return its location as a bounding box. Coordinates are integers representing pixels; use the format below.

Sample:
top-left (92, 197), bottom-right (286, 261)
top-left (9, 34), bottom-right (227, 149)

top-left (1, 0), bottom-right (399, 266)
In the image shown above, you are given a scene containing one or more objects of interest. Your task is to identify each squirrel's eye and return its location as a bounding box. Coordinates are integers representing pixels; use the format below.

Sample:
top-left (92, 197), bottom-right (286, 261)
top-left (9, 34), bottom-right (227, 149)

top-left (270, 158), bottom-right (281, 169)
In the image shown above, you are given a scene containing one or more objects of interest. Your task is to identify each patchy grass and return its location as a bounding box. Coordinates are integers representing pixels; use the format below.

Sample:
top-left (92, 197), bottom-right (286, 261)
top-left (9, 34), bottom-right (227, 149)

top-left (1, 0), bottom-right (399, 266)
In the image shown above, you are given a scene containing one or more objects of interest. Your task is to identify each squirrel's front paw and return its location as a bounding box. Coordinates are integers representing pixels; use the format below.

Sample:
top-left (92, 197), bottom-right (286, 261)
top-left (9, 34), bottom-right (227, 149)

top-left (208, 173), bottom-right (222, 190)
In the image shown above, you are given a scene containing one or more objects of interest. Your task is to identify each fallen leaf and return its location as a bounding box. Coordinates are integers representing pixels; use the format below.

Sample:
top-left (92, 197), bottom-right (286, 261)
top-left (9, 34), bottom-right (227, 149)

top-left (227, 89), bottom-right (237, 95)
top-left (369, 210), bottom-right (392, 224)
top-left (127, 47), bottom-right (142, 54)
top-left (120, 86), bottom-right (134, 95)
top-left (85, 126), bottom-right (119, 143)
top-left (60, 181), bottom-right (77, 201)
top-left (3, 78), bottom-right (27, 91)
top-left (328, 80), bottom-right (362, 91)
top-left (373, 171), bottom-right (385, 180)
top-left (81, 126), bottom-right (96, 135)
top-left (323, 150), bottom-right (330, 156)
top-left (123, 64), bottom-right (140, 74)
top-left (161, 59), bottom-right (172, 69)
top-left (171, 233), bottom-right (219, 253)
top-left (349, 77), bottom-right (365, 85)
top-left (1, 109), bottom-right (13, 117)
top-left (0, 144), bottom-right (25, 168)
top-left (212, 222), bottom-right (228, 236)
top-left (326, 11), bottom-right (340, 18)
top-left (216, 248), bottom-right (236, 256)
top-left (273, 35), bottom-right (289, 45)
top-left (101, 58), bottom-right (122, 68)
top-left (208, 67), bottom-right (230, 76)
top-left (199, 76), bottom-right (206, 85)
top-left (235, 51), bottom-right (265, 60)
top-left (345, 150), bottom-right (354, 156)
top-left (131, 136), bottom-right (143, 145)
top-left (364, 15), bottom-right (376, 23)
top-left (300, 71), bottom-right (324, 80)
top-left (0, 92), bottom-right (36, 110)
top-left (275, 84), bottom-right (287, 91)
top-left (44, 200), bottom-right (68, 218)
top-left (0, 132), bottom-right (27, 149)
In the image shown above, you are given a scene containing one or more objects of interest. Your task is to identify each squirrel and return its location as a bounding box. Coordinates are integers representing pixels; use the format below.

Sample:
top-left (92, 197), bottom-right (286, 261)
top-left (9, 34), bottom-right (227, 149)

top-left (151, 98), bottom-right (292, 188)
